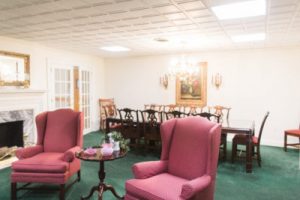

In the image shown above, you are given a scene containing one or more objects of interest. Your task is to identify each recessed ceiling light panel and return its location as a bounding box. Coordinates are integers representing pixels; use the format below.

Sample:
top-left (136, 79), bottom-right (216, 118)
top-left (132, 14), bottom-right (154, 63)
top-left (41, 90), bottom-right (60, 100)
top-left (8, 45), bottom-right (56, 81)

top-left (100, 46), bottom-right (130, 52)
top-left (231, 33), bottom-right (266, 42)
top-left (212, 0), bottom-right (266, 20)
top-left (154, 38), bottom-right (169, 42)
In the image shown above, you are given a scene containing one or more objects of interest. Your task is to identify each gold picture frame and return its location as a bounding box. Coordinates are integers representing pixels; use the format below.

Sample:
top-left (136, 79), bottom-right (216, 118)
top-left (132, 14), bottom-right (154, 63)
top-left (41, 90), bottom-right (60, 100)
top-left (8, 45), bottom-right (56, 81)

top-left (176, 62), bottom-right (207, 106)
top-left (0, 50), bottom-right (30, 88)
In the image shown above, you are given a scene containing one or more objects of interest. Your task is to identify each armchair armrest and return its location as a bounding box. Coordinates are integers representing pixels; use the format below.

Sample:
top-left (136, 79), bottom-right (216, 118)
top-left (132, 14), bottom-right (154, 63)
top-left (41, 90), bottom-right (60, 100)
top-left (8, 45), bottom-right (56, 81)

top-left (180, 175), bottom-right (211, 199)
top-left (132, 160), bottom-right (168, 179)
top-left (63, 146), bottom-right (81, 162)
top-left (15, 145), bottom-right (43, 160)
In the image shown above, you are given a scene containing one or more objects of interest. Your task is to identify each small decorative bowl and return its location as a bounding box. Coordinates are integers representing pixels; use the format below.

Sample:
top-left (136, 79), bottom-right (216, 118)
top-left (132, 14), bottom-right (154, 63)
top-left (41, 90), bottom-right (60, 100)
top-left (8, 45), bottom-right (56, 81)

top-left (83, 148), bottom-right (97, 156)
top-left (101, 143), bottom-right (113, 156)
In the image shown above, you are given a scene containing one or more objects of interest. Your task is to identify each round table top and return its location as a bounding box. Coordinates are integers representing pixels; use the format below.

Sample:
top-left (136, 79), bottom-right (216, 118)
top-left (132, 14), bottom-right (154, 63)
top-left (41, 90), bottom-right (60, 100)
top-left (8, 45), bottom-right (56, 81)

top-left (75, 147), bottom-right (127, 162)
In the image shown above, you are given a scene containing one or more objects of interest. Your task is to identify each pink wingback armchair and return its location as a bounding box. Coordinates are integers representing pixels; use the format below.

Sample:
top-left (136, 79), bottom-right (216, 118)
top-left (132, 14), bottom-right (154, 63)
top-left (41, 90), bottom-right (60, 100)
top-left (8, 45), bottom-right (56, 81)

top-left (11, 109), bottom-right (83, 200)
top-left (125, 117), bottom-right (221, 200)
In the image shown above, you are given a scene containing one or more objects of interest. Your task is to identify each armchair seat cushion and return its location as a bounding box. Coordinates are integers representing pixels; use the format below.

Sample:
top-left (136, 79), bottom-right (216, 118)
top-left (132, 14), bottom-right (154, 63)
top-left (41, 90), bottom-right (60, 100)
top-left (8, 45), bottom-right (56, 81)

top-left (12, 152), bottom-right (69, 173)
top-left (126, 173), bottom-right (187, 200)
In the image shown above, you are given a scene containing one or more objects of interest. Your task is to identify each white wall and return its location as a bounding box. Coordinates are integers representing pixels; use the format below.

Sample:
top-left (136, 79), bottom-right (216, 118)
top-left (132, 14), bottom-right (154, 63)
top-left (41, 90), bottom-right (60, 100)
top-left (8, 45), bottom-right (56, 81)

top-left (104, 47), bottom-right (300, 147)
top-left (0, 36), bottom-right (105, 132)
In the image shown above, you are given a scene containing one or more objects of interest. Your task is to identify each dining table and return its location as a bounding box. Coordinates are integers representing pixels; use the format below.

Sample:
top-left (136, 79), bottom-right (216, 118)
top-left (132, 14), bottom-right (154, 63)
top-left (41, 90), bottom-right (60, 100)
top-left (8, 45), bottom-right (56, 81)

top-left (105, 116), bottom-right (255, 173)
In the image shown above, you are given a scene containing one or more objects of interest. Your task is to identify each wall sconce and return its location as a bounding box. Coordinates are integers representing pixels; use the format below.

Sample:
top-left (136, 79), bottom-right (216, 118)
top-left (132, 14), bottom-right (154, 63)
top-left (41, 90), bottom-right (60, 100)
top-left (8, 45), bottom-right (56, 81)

top-left (212, 73), bottom-right (222, 89)
top-left (160, 74), bottom-right (168, 89)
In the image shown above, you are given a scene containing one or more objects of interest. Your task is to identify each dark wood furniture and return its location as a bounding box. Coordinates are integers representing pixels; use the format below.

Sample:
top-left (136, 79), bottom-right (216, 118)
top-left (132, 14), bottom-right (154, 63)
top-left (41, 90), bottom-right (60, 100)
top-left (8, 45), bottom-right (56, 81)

top-left (140, 109), bottom-right (162, 152)
top-left (164, 110), bottom-right (189, 120)
top-left (284, 125), bottom-right (300, 151)
top-left (222, 119), bottom-right (255, 173)
top-left (118, 108), bottom-right (141, 148)
top-left (75, 147), bottom-right (126, 200)
top-left (192, 112), bottom-right (220, 122)
top-left (103, 104), bottom-right (121, 132)
top-left (105, 114), bottom-right (255, 173)
top-left (231, 112), bottom-right (269, 167)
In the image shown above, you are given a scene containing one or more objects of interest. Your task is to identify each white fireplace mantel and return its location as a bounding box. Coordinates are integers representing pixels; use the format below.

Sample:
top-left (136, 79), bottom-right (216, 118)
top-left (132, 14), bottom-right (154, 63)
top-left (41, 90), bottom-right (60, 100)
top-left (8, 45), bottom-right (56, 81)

top-left (0, 89), bottom-right (46, 94)
top-left (0, 88), bottom-right (47, 142)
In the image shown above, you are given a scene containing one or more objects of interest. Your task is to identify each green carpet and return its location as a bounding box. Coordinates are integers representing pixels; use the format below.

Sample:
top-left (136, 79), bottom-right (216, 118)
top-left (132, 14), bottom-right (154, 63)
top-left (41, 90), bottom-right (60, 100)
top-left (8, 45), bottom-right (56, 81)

top-left (0, 131), bottom-right (299, 200)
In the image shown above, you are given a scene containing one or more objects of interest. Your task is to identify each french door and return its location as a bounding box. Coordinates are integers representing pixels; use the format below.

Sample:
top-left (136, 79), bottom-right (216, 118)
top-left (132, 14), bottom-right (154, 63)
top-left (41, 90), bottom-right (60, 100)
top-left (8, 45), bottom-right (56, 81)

top-left (80, 70), bottom-right (91, 131)
top-left (53, 67), bottom-right (73, 109)
top-left (48, 63), bottom-right (92, 133)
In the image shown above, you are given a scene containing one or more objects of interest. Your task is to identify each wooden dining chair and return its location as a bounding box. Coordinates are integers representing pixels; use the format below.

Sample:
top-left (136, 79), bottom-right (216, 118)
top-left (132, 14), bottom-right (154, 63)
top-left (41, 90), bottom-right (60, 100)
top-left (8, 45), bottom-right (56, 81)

top-left (209, 105), bottom-right (231, 121)
top-left (232, 111), bottom-right (270, 167)
top-left (164, 110), bottom-right (189, 120)
top-left (284, 123), bottom-right (300, 151)
top-left (103, 104), bottom-right (122, 132)
top-left (99, 98), bottom-right (114, 130)
top-left (118, 108), bottom-right (141, 149)
top-left (192, 112), bottom-right (220, 122)
top-left (140, 109), bottom-right (162, 152)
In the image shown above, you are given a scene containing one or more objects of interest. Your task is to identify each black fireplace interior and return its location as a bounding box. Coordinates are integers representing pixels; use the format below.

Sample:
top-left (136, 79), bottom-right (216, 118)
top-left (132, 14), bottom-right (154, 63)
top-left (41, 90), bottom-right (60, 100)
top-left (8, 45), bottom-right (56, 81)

top-left (0, 121), bottom-right (24, 148)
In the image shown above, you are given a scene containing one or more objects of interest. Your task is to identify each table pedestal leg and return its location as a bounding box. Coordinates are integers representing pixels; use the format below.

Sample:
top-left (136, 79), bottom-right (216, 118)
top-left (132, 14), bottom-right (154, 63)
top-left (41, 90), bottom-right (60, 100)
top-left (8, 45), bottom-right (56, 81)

top-left (81, 160), bottom-right (124, 200)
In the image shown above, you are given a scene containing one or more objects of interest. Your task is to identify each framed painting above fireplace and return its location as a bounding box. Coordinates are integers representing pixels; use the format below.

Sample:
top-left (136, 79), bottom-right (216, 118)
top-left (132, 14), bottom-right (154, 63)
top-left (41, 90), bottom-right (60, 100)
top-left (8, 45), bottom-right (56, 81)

top-left (0, 50), bottom-right (30, 88)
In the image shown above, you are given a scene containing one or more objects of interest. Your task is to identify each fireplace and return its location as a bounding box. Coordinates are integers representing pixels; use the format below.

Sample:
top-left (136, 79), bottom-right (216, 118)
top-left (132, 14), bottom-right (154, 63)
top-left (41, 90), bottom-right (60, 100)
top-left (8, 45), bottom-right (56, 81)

top-left (0, 109), bottom-right (34, 145)
top-left (0, 121), bottom-right (24, 148)
top-left (0, 89), bottom-right (45, 169)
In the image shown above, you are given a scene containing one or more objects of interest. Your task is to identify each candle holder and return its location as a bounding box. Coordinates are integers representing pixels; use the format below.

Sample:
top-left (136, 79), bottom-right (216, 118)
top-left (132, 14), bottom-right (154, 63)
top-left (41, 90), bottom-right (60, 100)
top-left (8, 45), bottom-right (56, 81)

top-left (212, 73), bottom-right (222, 89)
top-left (160, 74), bottom-right (168, 89)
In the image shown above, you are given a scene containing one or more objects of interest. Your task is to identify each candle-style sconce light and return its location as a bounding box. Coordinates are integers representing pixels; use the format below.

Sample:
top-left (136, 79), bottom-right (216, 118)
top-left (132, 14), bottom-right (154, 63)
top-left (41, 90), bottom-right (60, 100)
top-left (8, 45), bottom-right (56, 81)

top-left (212, 73), bottom-right (222, 89)
top-left (160, 74), bottom-right (168, 89)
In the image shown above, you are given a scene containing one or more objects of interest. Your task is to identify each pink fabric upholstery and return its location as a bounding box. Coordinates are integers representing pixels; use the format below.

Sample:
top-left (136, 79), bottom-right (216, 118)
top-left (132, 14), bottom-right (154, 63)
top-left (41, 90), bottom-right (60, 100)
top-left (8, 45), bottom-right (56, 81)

top-left (181, 175), bottom-right (211, 199)
top-left (15, 145), bottom-right (43, 160)
top-left (126, 173), bottom-right (188, 200)
top-left (132, 160), bottom-right (168, 179)
top-left (12, 152), bottom-right (68, 173)
top-left (63, 146), bottom-right (81, 162)
top-left (44, 109), bottom-right (80, 152)
top-left (125, 117), bottom-right (221, 200)
top-left (11, 109), bottom-right (83, 185)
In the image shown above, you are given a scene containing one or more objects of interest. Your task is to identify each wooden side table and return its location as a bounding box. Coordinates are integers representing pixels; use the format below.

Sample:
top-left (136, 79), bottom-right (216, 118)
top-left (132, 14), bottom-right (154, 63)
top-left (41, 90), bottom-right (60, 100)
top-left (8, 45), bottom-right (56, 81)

top-left (76, 147), bottom-right (127, 200)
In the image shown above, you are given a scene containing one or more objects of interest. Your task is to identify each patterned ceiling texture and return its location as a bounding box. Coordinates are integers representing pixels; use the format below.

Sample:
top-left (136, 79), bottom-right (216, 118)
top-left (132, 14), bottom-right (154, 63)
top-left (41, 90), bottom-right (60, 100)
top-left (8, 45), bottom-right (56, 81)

top-left (0, 0), bottom-right (299, 56)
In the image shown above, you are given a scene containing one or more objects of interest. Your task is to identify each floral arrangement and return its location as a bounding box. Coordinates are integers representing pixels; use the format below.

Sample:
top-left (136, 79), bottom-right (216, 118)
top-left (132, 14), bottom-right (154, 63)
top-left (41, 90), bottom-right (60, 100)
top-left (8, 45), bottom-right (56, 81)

top-left (103, 131), bottom-right (130, 152)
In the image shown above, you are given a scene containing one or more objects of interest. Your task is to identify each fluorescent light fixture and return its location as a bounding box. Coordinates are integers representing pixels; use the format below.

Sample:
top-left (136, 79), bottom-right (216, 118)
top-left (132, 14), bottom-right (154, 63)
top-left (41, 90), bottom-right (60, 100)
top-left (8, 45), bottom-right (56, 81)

top-left (231, 33), bottom-right (265, 42)
top-left (212, 0), bottom-right (266, 20)
top-left (100, 46), bottom-right (130, 52)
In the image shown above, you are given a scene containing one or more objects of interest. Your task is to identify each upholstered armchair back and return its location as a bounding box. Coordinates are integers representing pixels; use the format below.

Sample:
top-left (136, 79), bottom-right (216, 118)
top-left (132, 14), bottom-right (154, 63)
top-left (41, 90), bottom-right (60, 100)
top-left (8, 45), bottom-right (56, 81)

top-left (161, 117), bottom-right (221, 180)
top-left (36, 109), bottom-right (83, 152)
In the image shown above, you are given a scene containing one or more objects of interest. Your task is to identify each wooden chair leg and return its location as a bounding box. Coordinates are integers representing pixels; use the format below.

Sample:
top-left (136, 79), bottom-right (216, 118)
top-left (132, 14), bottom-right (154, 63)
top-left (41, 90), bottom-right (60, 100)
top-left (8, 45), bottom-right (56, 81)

top-left (284, 132), bottom-right (287, 152)
top-left (60, 184), bottom-right (65, 200)
top-left (257, 146), bottom-right (261, 167)
top-left (77, 170), bottom-right (81, 182)
top-left (231, 142), bottom-right (237, 163)
top-left (223, 140), bottom-right (227, 161)
top-left (11, 183), bottom-right (17, 200)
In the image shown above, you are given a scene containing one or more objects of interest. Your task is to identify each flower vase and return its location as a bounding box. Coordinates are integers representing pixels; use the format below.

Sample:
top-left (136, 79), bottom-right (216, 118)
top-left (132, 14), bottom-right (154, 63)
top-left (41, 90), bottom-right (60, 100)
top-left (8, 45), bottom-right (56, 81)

top-left (113, 141), bottom-right (120, 151)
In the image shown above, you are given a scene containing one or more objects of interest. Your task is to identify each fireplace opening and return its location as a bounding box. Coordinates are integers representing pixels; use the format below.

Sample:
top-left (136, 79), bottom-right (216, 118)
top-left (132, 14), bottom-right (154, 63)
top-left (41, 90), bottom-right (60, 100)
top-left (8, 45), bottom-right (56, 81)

top-left (0, 121), bottom-right (24, 148)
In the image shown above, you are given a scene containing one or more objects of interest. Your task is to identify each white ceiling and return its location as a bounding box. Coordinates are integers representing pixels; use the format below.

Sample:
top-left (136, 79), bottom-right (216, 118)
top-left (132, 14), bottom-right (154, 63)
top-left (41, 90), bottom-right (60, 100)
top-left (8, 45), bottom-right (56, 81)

top-left (0, 0), bottom-right (300, 57)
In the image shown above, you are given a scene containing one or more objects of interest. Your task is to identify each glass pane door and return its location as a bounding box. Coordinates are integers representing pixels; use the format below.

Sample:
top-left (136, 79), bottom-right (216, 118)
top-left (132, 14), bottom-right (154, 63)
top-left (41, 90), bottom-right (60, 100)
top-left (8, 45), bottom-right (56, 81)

top-left (80, 70), bottom-right (91, 131)
top-left (54, 68), bottom-right (73, 109)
